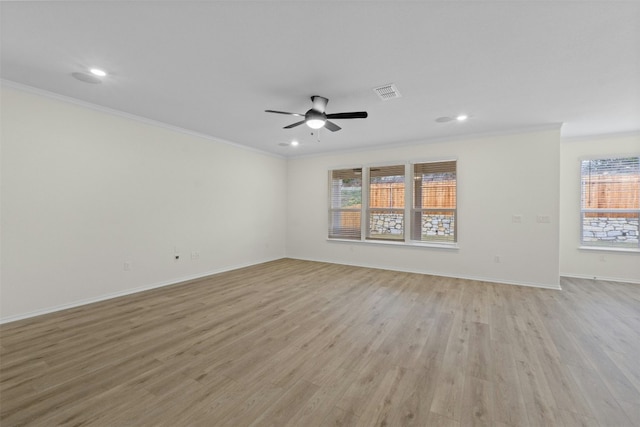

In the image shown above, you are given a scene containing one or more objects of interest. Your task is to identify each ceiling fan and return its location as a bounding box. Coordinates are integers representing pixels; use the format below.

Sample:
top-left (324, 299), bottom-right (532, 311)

top-left (265, 95), bottom-right (367, 132)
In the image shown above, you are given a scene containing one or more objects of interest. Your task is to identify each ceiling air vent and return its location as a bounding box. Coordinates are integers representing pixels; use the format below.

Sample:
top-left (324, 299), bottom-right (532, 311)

top-left (373, 84), bottom-right (401, 100)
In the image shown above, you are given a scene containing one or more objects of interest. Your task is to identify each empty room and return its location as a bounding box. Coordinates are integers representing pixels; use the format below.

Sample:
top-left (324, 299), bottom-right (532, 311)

top-left (1, 1), bottom-right (639, 426)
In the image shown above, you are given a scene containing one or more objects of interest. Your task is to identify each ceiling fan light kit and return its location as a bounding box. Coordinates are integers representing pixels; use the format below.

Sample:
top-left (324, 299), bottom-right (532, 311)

top-left (266, 95), bottom-right (367, 133)
top-left (305, 110), bottom-right (326, 129)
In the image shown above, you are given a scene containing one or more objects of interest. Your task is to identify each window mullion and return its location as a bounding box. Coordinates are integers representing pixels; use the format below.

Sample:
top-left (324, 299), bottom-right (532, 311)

top-left (361, 166), bottom-right (369, 242)
top-left (406, 163), bottom-right (412, 242)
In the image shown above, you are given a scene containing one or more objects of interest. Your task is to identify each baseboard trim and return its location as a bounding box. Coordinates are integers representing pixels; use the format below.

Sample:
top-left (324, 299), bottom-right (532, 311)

top-left (289, 256), bottom-right (562, 290)
top-left (0, 257), bottom-right (284, 325)
top-left (2, 256), bottom-right (567, 324)
top-left (560, 273), bottom-right (640, 285)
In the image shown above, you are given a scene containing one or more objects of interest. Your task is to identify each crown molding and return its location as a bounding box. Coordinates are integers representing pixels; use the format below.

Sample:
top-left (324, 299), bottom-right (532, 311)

top-left (1, 79), bottom-right (284, 160)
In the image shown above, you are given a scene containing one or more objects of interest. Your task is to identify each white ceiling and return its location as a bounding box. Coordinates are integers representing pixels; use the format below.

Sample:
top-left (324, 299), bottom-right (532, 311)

top-left (2, 1), bottom-right (639, 157)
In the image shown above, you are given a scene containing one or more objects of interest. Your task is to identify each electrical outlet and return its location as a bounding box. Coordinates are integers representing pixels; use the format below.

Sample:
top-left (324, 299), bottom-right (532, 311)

top-left (494, 255), bottom-right (501, 263)
top-left (124, 261), bottom-right (131, 271)
top-left (191, 251), bottom-right (200, 260)
top-left (512, 215), bottom-right (522, 223)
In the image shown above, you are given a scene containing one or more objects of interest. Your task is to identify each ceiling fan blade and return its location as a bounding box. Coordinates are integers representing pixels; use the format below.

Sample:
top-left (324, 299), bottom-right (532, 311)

top-left (283, 120), bottom-right (306, 129)
top-left (311, 96), bottom-right (329, 113)
top-left (265, 110), bottom-right (304, 117)
top-left (324, 121), bottom-right (341, 132)
top-left (326, 111), bottom-right (368, 120)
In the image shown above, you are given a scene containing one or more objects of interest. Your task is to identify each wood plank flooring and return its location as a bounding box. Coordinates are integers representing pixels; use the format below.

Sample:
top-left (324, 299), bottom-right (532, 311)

top-left (1, 258), bottom-right (639, 426)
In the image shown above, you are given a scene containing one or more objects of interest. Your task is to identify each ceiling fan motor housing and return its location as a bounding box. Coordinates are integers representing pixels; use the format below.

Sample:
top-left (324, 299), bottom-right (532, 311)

top-left (305, 109), bottom-right (326, 129)
top-left (305, 109), bottom-right (326, 121)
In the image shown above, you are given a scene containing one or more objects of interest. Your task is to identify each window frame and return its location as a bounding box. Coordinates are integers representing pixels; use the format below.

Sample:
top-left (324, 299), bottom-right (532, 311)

top-left (328, 166), bottom-right (364, 240)
top-left (365, 164), bottom-right (407, 242)
top-left (579, 155), bottom-right (640, 252)
top-left (328, 158), bottom-right (458, 249)
top-left (410, 160), bottom-right (458, 244)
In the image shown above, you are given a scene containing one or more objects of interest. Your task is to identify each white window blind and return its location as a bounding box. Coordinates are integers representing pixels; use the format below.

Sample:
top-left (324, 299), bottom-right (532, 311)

top-left (580, 157), bottom-right (639, 249)
top-left (367, 165), bottom-right (405, 241)
top-left (328, 169), bottom-right (362, 239)
top-left (412, 161), bottom-right (457, 243)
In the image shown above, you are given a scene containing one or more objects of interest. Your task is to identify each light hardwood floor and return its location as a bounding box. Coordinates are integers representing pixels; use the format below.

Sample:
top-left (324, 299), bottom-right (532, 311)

top-left (1, 259), bottom-right (639, 426)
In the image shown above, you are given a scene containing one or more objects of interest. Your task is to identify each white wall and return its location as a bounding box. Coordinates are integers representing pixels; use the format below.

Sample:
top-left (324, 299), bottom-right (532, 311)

top-left (0, 86), bottom-right (287, 321)
top-left (8, 82), bottom-right (634, 322)
top-left (560, 134), bottom-right (640, 283)
top-left (287, 129), bottom-right (561, 289)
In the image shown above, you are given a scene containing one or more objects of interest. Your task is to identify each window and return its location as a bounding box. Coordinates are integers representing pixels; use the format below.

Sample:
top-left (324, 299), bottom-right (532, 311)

top-left (328, 159), bottom-right (457, 247)
top-left (581, 157), bottom-right (639, 249)
top-left (411, 161), bottom-right (457, 243)
top-left (328, 169), bottom-right (362, 239)
top-left (367, 165), bottom-right (405, 241)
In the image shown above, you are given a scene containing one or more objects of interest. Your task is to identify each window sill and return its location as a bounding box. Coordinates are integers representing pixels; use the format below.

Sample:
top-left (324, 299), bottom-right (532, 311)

top-left (578, 246), bottom-right (640, 254)
top-left (328, 238), bottom-right (459, 250)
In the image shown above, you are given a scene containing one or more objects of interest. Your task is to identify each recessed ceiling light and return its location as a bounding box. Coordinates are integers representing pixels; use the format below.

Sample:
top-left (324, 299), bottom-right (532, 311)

top-left (435, 116), bottom-right (453, 123)
top-left (89, 68), bottom-right (107, 77)
top-left (456, 114), bottom-right (469, 122)
top-left (278, 141), bottom-right (300, 147)
top-left (72, 72), bottom-right (102, 84)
